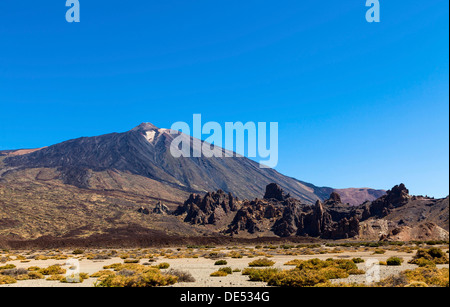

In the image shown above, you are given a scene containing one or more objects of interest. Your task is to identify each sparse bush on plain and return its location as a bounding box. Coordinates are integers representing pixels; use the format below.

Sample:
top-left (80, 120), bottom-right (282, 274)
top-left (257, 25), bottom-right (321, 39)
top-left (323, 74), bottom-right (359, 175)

top-left (352, 258), bottom-right (365, 264)
top-left (96, 270), bottom-right (177, 287)
top-left (39, 265), bottom-right (66, 275)
top-left (414, 258), bottom-right (436, 268)
top-left (157, 263), bottom-right (170, 269)
top-left (210, 270), bottom-right (228, 277)
top-left (90, 270), bottom-right (116, 278)
top-left (378, 267), bottom-right (449, 287)
top-left (0, 268), bottom-right (28, 277)
top-left (27, 271), bottom-right (44, 279)
top-left (242, 268), bottom-right (280, 282)
top-left (0, 275), bottom-right (17, 285)
top-left (164, 269), bottom-right (195, 283)
top-left (264, 258), bottom-right (365, 287)
top-left (248, 258), bottom-right (275, 267)
top-left (409, 248), bottom-right (449, 265)
top-left (373, 249), bottom-right (386, 255)
top-left (0, 264), bottom-right (16, 270)
top-left (218, 267), bottom-right (233, 275)
top-left (386, 257), bottom-right (403, 266)
top-left (268, 269), bottom-right (328, 287)
top-left (46, 274), bottom-right (64, 281)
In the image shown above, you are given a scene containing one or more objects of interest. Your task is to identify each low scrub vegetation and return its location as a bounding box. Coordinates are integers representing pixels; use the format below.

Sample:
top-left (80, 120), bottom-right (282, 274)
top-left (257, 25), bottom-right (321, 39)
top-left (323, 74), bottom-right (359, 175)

top-left (210, 270), bottom-right (228, 277)
top-left (164, 269), bottom-right (195, 283)
top-left (379, 267), bottom-right (449, 287)
top-left (39, 265), bottom-right (66, 275)
top-left (409, 248), bottom-right (449, 265)
top-left (265, 258), bottom-right (364, 287)
top-left (248, 258), bottom-right (275, 267)
top-left (242, 268), bottom-right (281, 282)
top-left (386, 257), bottom-right (403, 266)
top-left (95, 265), bottom-right (177, 287)
top-left (0, 275), bottom-right (17, 285)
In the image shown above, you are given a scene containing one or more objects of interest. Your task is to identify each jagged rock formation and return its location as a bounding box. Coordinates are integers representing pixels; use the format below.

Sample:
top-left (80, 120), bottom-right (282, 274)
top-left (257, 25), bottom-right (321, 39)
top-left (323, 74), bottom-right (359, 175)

top-left (176, 182), bottom-right (449, 241)
top-left (264, 183), bottom-right (290, 201)
top-left (358, 188), bottom-right (449, 241)
top-left (224, 184), bottom-right (360, 239)
top-left (361, 184), bottom-right (411, 218)
top-left (137, 207), bottom-right (150, 215)
top-left (270, 192), bottom-right (360, 239)
top-left (174, 190), bottom-right (238, 225)
top-left (153, 202), bottom-right (170, 215)
top-left (227, 199), bottom-right (283, 234)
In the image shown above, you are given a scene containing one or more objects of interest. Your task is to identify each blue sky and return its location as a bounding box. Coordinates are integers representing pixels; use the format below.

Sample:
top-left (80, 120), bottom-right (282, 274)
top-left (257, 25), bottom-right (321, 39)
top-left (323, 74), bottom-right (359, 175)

top-left (0, 1), bottom-right (448, 197)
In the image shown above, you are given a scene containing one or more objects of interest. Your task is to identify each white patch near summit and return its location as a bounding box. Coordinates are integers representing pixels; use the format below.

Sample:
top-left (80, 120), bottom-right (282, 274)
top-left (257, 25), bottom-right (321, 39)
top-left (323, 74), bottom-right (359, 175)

top-left (145, 131), bottom-right (157, 142)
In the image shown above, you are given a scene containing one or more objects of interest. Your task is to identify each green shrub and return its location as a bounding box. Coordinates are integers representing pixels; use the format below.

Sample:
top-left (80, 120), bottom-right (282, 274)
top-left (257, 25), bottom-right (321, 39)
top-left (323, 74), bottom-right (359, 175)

top-left (164, 269), bottom-right (195, 283)
top-left (90, 270), bottom-right (116, 278)
top-left (0, 275), bottom-right (17, 285)
top-left (378, 267), bottom-right (449, 287)
top-left (352, 258), bottom-right (365, 264)
top-left (46, 275), bottom-right (64, 281)
top-left (39, 265), bottom-right (66, 275)
top-left (373, 249), bottom-right (386, 255)
top-left (415, 258), bottom-right (436, 268)
top-left (210, 270), bottom-right (228, 277)
top-left (319, 267), bottom-right (349, 279)
top-left (265, 258), bottom-right (364, 287)
top-left (409, 248), bottom-right (449, 265)
top-left (72, 249), bottom-right (84, 255)
top-left (218, 267), bottom-right (233, 275)
top-left (214, 260), bottom-right (228, 266)
top-left (27, 271), bottom-right (44, 279)
top-left (386, 257), bottom-right (403, 266)
top-left (404, 267), bottom-right (449, 287)
top-left (248, 258), bottom-right (275, 267)
top-left (295, 258), bottom-right (358, 272)
top-left (124, 259), bottom-right (140, 264)
top-left (268, 269), bottom-right (328, 287)
top-left (0, 264), bottom-right (16, 270)
top-left (96, 270), bottom-right (177, 287)
top-left (243, 268), bottom-right (280, 282)
top-left (157, 263), bottom-right (170, 269)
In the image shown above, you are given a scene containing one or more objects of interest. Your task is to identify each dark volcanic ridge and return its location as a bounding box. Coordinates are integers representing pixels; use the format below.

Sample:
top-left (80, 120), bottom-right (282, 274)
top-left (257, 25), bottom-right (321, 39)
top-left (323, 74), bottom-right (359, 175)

top-left (2, 123), bottom-right (446, 247)
top-left (1, 123), bottom-right (385, 205)
top-left (173, 183), bottom-right (449, 241)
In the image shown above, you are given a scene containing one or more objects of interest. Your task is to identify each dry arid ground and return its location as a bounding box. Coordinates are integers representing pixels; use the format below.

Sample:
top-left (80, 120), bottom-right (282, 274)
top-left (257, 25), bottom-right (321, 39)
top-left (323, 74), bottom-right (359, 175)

top-left (0, 242), bottom-right (448, 287)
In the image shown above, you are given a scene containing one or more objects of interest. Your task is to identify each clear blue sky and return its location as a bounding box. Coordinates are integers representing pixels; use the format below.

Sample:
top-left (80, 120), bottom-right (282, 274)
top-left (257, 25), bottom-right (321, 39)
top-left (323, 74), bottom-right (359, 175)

top-left (0, 1), bottom-right (448, 197)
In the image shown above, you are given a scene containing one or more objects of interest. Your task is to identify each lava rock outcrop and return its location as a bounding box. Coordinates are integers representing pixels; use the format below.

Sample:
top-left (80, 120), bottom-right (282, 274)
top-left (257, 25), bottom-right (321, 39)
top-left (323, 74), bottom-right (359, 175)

top-left (174, 190), bottom-right (238, 225)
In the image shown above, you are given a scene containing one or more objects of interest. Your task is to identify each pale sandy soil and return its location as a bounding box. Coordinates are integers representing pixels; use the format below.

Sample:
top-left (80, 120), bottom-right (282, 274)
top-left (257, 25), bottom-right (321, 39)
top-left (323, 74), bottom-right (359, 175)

top-left (1, 249), bottom-right (448, 287)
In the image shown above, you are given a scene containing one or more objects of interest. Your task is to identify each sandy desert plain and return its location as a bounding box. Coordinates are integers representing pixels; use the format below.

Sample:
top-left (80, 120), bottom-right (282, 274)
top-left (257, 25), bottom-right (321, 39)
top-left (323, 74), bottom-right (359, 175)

top-left (0, 241), bottom-right (449, 288)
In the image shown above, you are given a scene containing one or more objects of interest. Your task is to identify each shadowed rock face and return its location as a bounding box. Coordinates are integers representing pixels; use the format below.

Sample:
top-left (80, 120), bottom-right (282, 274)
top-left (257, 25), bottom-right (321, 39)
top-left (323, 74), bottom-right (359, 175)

top-left (153, 202), bottom-right (171, 215)
top-left (227, 199), bottom-right (284, 235)
top-left (182, 184), bottom-right (363, 239)
top-left (1, 123), bottom-right (385, 205)
top-left (264, 183), bottom-right (290, 201)
top-left (174, 183), bottom-right (448, 241)
top-left (360, 184), bottom-right (411, 219)
top-left (174, 190), bottom-right (238, 225)
top-left (270, 193), bottom-right (360, 239)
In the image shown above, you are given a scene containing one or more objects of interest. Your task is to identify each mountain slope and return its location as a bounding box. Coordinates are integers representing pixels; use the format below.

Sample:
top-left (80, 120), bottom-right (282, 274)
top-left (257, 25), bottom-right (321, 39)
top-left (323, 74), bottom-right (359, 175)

top-left (2, 123), bottom-right (344, 204)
